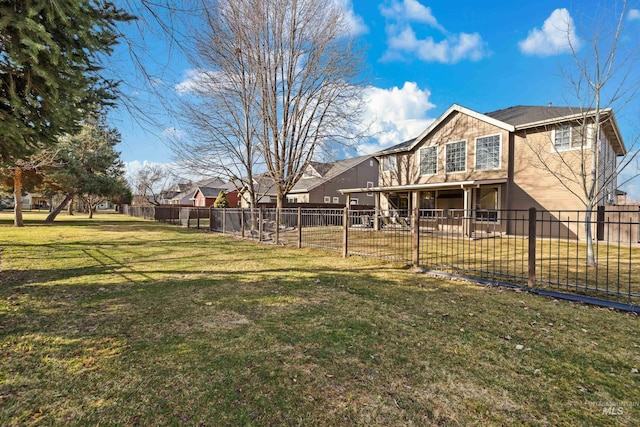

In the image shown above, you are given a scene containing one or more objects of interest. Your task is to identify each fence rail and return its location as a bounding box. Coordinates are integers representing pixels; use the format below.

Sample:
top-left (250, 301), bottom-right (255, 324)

top-left (122, 205), bottom-right (640, 309)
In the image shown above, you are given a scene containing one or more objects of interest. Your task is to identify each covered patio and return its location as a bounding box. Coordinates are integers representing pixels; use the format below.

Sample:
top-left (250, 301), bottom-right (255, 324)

top-left (340, 178), bottom-right (508, 238)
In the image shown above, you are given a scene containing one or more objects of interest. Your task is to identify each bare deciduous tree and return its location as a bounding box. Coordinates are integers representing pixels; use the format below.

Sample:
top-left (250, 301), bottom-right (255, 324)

top-left (132, 164), bottom-right (174, 206)
top-left (173, 0), bottom-right (367, 241)
top-left (523, 1), bottom-right (640, 265)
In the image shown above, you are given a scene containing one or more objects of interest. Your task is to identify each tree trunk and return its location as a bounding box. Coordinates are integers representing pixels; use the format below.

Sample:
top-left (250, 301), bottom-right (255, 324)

top-left (88, 205), bottom-right (95, 219)
top-left (13, 167), bottom-right (24, 227)
top-left (45, 192), bottom-right (75, 223)
top-left (275, 193), bottom-right (283, 244)
top-left (68, 197), bottom-right (75, 215)
top-left (584, 206), bottom-right (596, 266)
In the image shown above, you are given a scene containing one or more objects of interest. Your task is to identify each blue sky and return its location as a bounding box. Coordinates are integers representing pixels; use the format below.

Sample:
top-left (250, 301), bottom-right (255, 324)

top-left (110, 0), bottom-right (640, 199)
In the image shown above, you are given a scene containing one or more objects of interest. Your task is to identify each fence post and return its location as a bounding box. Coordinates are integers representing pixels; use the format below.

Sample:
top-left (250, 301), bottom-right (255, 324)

top-left (343, 207), bottom-right (349, 258)
top-left (222, 208), bottom-right (226, 234)
top-left (528, 207), bottom-right (537, 288)
top-left (412, 202), bottom-right (420, 267)
top-left (197, 208), bottom-right (200, 229)
top-left (297, 207), bottom-right (302, 249)
top-left (209, 206), bottom-right (213, 231)
top-left (241, 208), bottom-right (245, 238)
top-left (258, 207), bottom-right (263, 242)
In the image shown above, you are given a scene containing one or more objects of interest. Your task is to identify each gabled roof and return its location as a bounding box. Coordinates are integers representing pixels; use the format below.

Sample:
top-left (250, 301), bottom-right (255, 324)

top-left (290, 155), bottom-right (374, 193)
top-left (485, 105), bottom-right (625, 155)
top-left (169, 188), bottom-right (197, 204)
top-left (308, 161), bottom-right (333, 177)
top-left (485, 105), bottom-right (584, 127)
top-left (376, 104), bottom-right (514, 156)
top-left (194, 186), bottom-right (224, 198)
top-left (375, 103), bottom-right (626, 156)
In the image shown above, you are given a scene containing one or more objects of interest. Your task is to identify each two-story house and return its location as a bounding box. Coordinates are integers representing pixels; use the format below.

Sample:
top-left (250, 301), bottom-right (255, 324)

top-left (341, 104), bottom-right (625, 237)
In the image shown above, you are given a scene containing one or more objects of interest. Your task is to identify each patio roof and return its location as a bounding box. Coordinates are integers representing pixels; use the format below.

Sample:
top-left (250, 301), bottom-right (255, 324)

top-left (338, 178), bottom-right (508, 195)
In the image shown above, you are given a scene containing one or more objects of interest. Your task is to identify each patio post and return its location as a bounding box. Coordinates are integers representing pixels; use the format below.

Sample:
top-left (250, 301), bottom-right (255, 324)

top-left (343, 207), bottom-right (349, 258)
top-left (374, 192), bottom-right (380, 231)
top-left (463, 188), bottom-right (472, 237)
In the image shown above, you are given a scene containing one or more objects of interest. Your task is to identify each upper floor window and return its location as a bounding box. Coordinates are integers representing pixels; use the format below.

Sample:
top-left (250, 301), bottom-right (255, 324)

top-left (446, 141), bottom-right (466, 173)
top-left (419, 146), bottom-right (438, 175)
top-left (382, 155), bottom-right (397, 172)
top-left (554, 125), bottom-right (572, 149)
top-left (476, 135), bottom-right (501, 170)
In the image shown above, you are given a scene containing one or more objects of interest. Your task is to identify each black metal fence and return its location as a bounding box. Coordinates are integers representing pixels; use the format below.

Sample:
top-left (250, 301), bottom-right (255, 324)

top-left (121, 205), bottom-right (640, 309)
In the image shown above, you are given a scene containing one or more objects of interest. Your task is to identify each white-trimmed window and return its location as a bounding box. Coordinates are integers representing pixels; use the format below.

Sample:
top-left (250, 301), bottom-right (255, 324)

top-left (367, 181), bottom-right (374, 197)
top-left (323, 196), bottom-right (331, 203)
top-left (382, 155), bottom-right (397, 172)
top-left (554, 125), bottom-right (571, 149)
top-left (350, 198), bottom-right (359, 205)
top-left (333, 196), bottom-right (339, 204)
top-left (446, 141), bottom-right (466, 173)
top-left (475, 135), bottom-right (501, 170)
top-left (554, 124), bottom-right (592, 150)
top-left (286, 195), bottom-right (298, 203)
top-left (419, 146), bottom-right (438, 175)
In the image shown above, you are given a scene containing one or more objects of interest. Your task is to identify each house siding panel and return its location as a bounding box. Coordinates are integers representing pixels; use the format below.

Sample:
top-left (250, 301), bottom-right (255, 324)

top-left (379, 111), bottom-right (509, 187)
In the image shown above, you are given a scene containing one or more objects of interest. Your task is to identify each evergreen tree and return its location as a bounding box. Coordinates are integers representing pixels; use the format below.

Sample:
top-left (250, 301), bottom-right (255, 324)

top-left (0, 0), bottom-right (133, 225)
top-left (44, 114), bottom-right (127, 221)
top-left (213, 190), bottom-right (230, 208)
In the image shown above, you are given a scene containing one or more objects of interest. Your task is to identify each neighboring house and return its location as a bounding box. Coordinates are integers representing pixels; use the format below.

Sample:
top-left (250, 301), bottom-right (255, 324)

top-left (192, 183), bottom-right (241, 207)
top-left (340, 104), bottom-right (625, 237)
top-left (238, 155), bottom-right (379, 207)
top-left (288, 155), bottom-right (379, 206)
top-left (160, 182), bottom-right (194, 205)
top-left (21, 193), bottom-right (49, 210)
top-left (238, 174), bottom-right (279, 207)
top-left (166, 178), bottom-right (226, 206)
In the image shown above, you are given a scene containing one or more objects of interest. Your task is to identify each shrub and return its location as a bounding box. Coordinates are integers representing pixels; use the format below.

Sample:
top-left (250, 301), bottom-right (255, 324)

top-left (213, 190), bottom-right (230, 208)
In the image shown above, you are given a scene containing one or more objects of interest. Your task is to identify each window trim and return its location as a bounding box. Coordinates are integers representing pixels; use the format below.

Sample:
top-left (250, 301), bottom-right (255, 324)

top-left (382, 155), bottom-right (397, 172)
top-left (332, 196), bottom-right (340, 204)
top-left (475, 133), bottom-right (502, 171)
top-left (323, 196), bottom-right (331, 203)
top-left (350, 198), bottom-right (359, 205)
top-left (445, 140), bottom-right (467, 174)
top-left (418, 145), bottom-right (438, 176)
top-left (366, 181), bottom-right (374, 197)
top-left (552, 124), bottom-right (592, 152)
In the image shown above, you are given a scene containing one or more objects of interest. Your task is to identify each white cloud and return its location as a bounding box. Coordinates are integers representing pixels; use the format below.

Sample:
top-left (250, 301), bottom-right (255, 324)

top-left (380, 0), bottom-right (444, 31)
top-left (519, 8), bottom-right (580, 56)
top-left (334, 0), bottom-right (368, 35)
top-left (383, 26), bottom-right (486, 64)
top-left (357, 81), bottom-right (436, 154)
top-left (380, 0), bottom-right (487, 64)
top-left (628, 9), bottom-right (640, 21)
top-left (174, 69), bottom-right (228, 95)
top-left (124, 160), bottom-right (174, 186)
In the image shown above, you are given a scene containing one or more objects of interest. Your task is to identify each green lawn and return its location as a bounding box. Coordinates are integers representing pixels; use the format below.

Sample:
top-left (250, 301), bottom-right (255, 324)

top-left (1, 211), bottom-right (639, 426)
